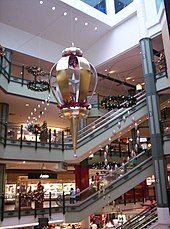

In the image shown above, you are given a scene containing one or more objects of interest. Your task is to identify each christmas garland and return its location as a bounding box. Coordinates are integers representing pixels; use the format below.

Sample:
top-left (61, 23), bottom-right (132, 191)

top-left (27, 124), bottom-right (41, 134)
top-left (0, 45), bottom-right (5, 57)
top-left (27, 80), bottom-right (50, 92)
top-left (101, 95), bottom-right (137, 110)
top-left (26, 66), bottom-right (47, 77)
top-left (58, 99), bottom-right (91, 110)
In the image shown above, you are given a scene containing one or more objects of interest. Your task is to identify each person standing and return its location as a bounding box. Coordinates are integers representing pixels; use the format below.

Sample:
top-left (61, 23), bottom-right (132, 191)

top-left (76, 186), bottom-right (80, 201)
top-left (70, 187), bottom-right (76, 204)
top-left (95, 172), bottom-right (100, 191)
top-left (90, 219), bottom-right (97, 229)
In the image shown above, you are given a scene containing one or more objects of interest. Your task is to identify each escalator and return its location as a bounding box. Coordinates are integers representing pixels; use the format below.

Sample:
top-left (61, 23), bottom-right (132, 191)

top-left (64, 91), bottom-right (169, 162)
top-left (116, 203), bottom-right (158, 229)
top-left (63, 150), bottom-right (154, 223)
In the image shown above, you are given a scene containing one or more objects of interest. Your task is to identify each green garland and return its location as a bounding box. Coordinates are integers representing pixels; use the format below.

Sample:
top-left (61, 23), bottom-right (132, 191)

top-left (101, 95), bottom-right (137, 110)
top-left (26, 66), bottom-right (47, 77)
top-left (27, 80), bottom-right (50, 92)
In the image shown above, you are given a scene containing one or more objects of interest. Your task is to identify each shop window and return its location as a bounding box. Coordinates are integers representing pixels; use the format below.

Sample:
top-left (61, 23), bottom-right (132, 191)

top-left (114, 0), bottom-right (133, 13)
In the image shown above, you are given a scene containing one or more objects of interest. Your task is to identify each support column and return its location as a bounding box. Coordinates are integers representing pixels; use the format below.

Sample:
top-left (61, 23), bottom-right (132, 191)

top-left (135, 0), bottom-right (170, 226)
top-left (140, 37), bottom-right (169, 226)
top-left (0, 164), bottom-right (6, 196)
top-left (75, 159), bottom-right (89, 191)
top-left (0, 164), bottom-right (6, 209)
top-left (0, 103), bottom-right (9, 139)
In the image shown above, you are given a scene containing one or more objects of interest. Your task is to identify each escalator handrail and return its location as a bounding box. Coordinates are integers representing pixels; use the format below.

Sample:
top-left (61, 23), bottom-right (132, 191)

top-left (64, 90), bottom-right (146, 143)
top-left (62, 150), bottom-right (152, 211)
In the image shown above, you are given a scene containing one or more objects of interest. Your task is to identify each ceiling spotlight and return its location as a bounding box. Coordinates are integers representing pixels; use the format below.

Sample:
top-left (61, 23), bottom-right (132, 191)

top-left (64, 12), bottom-right (67, 16)
top-left (40, 0), bottom-right (43, 4)
top-left (94, 26), bottom-right (98, 30)
top-left (74, 17), bottom-right (78, 21)
top-left (85, 22), bottom-right (88, 26)
top-left (52, 6), bottom-right (55, 10)
top-left (108, 70), bottom-right (115, 74)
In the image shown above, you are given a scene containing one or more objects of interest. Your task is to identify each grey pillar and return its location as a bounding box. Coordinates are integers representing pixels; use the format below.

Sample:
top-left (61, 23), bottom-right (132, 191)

top-left (0, 164), bottom-right (6, 196)
top-left (79, 118), bottom-right (87, 130)
top-left (140, 38), bottom-right (169, 217)
top-left (0, 103), bottom-right (9, 139)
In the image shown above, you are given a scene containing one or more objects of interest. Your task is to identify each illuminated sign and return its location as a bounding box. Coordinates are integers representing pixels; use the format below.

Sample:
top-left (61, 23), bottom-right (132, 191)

top-left (40, 174), bottom-right (49, 179)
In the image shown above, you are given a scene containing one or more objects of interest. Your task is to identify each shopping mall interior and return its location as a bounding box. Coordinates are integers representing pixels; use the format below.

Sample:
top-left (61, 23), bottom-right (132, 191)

top-left (0, 0), bottom-right (170, 228)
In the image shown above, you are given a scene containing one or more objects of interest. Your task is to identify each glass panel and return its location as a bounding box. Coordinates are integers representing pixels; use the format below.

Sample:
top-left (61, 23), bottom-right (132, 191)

top-left (114, 0), bottom-right (133, 13)
top-left (80, 0), bottom-right (107, 14)
top-left (155, 0), bottom-right (162, 12)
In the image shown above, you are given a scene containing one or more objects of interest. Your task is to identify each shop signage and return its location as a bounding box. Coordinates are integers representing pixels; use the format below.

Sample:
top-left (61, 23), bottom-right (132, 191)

top-left (146, 175), bottom-right (155, 185)
top-left (40, 174), bottom-right (49, 179)
top-left (28, 173), bottom-right (57, 179)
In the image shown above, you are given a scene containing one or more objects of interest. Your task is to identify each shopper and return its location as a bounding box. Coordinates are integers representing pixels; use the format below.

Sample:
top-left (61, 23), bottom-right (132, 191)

top-left (90, 219), bottom-right (98, 229)
top-left (70, 187), bottom-right (76, 204)
top-left (76, 186), bottom-right (80, 201)
top-left (95, 172), bottom-right (100, 191)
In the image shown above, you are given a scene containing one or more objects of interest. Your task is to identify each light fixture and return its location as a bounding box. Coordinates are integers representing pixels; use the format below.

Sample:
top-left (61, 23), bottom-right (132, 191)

top-left (52, 6), bottom-right (55, 10)
top-left (85, 22), bottom-right (88, 26)
top-left (50, 46), bottom-right (98, 157)
top-left (64, 12), bottom-right (67, 16)
top-left (136, 83), bottom-right (143, 91)
top-left (94, 26), bottom-right (98, 30)
top-left (40, 0), bottom-right (43, 5)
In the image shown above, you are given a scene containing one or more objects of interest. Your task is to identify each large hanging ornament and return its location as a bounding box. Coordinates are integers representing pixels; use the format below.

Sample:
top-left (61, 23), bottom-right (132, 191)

top-left (50, 46), bottom-right (98, 157)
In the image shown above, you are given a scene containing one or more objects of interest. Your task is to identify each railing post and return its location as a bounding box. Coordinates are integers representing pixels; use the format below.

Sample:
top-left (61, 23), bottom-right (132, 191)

top-left (4, 122), bottom-right (7, 147)
top-left (142, 187), bottom-right (145, 203)
top-left (18, 193), bottom-right (21, 220)
top-left (49, 192), bottom-right (51, 218)
top-left (21, 64), bottom-right (24, 86)
top-left (123, 193), bottom-right (126, 206)
top-left (20, 125), bottom-right (23, 149)
top-left (34, 200), bottom-right (37, 218)
top-left (49, 129), bottom-right (51, 151)
top-left (62, 131), bottom-right (64, 152)
top-left (35, 133), bottom-right (38, 150)
top-left (0, 56), bottom-right (3, 74)
top-left (0, 194), bottom-right (4, 221)
top-left (63, 191), bottom-right (65, 215)
top-left (133, 188), bottom-right (136, 204)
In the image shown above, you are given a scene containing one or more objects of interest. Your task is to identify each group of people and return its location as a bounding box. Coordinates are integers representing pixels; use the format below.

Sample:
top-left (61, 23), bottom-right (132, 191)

top-left (70, 186), bottom-right (80, 204)
top-left (90, 217), bottom-right (101, 229)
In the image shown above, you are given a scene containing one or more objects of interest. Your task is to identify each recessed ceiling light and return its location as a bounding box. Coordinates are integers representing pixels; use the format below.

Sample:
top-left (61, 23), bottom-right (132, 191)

top-left (94, 26), bottom-right (98, 30)
top-left (105, 69), bottom-right (108, 72)
top-left (108, 70), bottom-right (115, 74)
top-left (52, 6), bottom-right (55, 10)
top-left (132, 79), bottom-right (135, 82)
top-left (126, 76), bottom-right (132, 80)
top-left (40, 0), bottom-right (43, 4)
top-left (75, 17), bottom-right (78, 21)
top-left (64, 12), bottom-right (67, 16)
top-left (25, 104), bottom-right (29, 107)
top-left (85, 22), bottom-right (88, 26)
